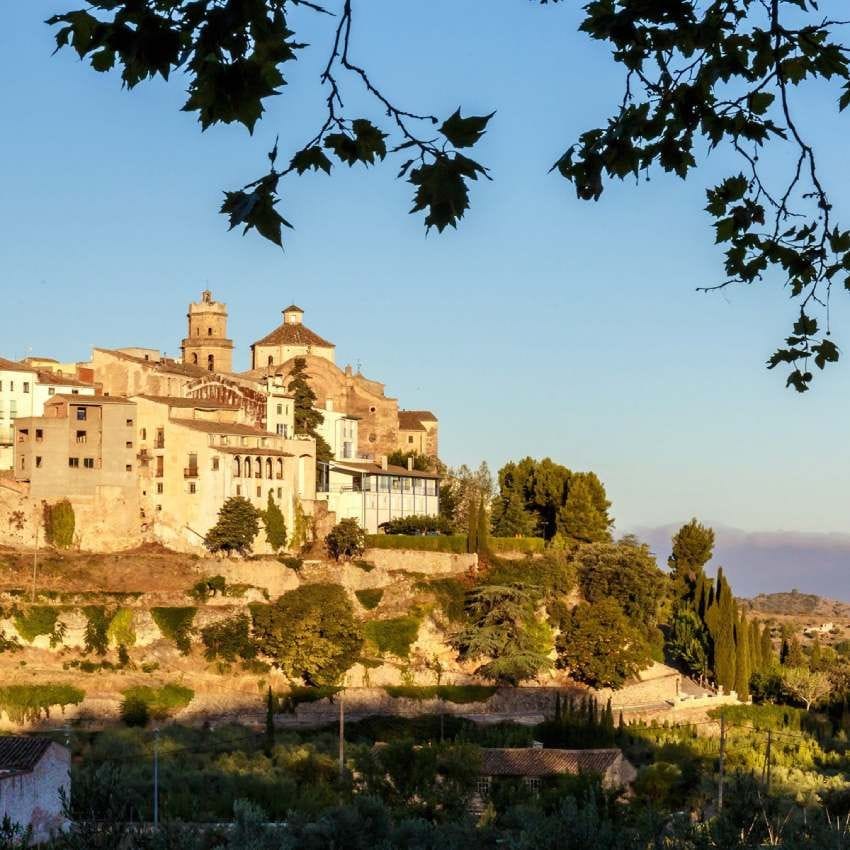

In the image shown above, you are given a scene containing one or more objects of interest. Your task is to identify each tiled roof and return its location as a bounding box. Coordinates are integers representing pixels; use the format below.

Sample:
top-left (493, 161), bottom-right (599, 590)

top-left (0, 357), bottom-right (35, 374)
top-left (218, 447), bottom-right (293, 457)
top-left (397, 412), bottom-right (427, 431)
top-left (401, 409), bottom-right (437, 422)
top-left (175, 420), bottom-right (276, 437)
top-left (251, 322), bottom-right (334, 350)
top-left (283, 304), bottom-right (304, 313)
top-left (135, 395), bottom-right (240, 410)
top-left (0, 737), bottom-right (53, 773)
top-left (481, 748), bottom-right (622, 778)
top-left (331, 460), bottom-right (440, 480)
top-left (93, 349), bottom-right (212, 378)
top-left (49, 394), bottom-right (132, 405)
top-left (36, 370), bottom-right (93, 388)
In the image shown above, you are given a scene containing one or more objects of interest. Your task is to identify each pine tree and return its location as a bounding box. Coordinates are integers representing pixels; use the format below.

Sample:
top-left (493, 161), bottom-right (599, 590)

top-left (491, 489), bottom-right (537, 537)
top-left (734, 611), bottom-right (751, 701)
top-left (466, 495), bottom-right (479, 555)
top-left (668, 518), bottom-right (714, 594)
top-left (287, 357), bottom-right (332, 463)
top-left (559, 474), bottom-right (612, 543)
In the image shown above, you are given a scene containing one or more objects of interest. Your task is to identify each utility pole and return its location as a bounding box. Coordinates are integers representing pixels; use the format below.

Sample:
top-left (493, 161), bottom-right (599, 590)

top-left (338, 689), bottom-right (345, 780)
top-left (765, 729), bottom-right (772, 794)
top-left (153, 728), bottom-right (159, 827)
top-left (717, 710), bottom-right (726, 812)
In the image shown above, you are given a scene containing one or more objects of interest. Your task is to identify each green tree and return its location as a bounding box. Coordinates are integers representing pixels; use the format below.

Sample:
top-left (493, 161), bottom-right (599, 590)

top-left (261, 492), bottom-right (287, 552)
top-left (668, 518), bottom-right (714, 597)
top-left (667, 605), bottom-right (710, 681)
top-left (47, 1), bottom-right (850, 390)
top-left (466, 494), bottom-right (479, 555)
top-left (555, 599), bottom-right (649, 689)
top-left (782, 666), bottom-right (832, 711)
top-left (325, 518), bottom-right (366, 561)
top-left (713, 578), bottom-right (737, 693)
top-left (475, 493), bottom-right (489, 557)
top-left (387, 450), bottom-right (431, 471)
top-left (43, 499), bottom-right (75, 549)
top-left (451, 585), bottom-right (553, 685)
top-left (251, 583), bottom-right (363, 685)
top-left (204, 497), bottom-right (259, 556)
top-left (265, 685), bottom-right (275, 755)
top-left (760, 623), bottom-right (775, 670)
top-left (558, 473), bottom-right (612, 544)
top-left (734, 611), bottom-right (751, 701)
top-left (287, 357), bottom-right (332, 463)
top-left (490, 460), bottom-right (538, 537)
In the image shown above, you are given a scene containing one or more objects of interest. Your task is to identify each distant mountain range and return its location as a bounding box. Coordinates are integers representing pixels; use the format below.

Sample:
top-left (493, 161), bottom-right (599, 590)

top-left (629, 523), bottom-right (850, 603)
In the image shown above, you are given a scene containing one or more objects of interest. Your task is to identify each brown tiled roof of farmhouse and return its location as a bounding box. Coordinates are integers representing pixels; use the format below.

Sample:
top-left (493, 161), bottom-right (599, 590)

top-left (401, 409), bottom-right (437, 422)
top-left (251, 322), bottom-right (334, 350)
top-left (481, 748), bottom-right (622, 778)
top-left (136, 395), bottom-right (240, 410)
top-left (397, 412), bottom-right (427, 431)
top-left (0, 737), bottom-right (52, 772)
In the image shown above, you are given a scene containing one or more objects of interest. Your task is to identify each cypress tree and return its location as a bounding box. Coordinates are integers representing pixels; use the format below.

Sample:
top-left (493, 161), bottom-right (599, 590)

top-left (810, 637), bottom-right (823, 669)
top-left (476, 493), bottom-right (489, 556)
top-left (734, 611), bottom-right (751, 701)
top-left (554, 692), bottom-right (562, 723)
top-left (466, 495), bottom-right (479, 555)
top-left (265, 686), bottom-right (276, 755)
top-left (749, 618), bottom-right (762, 674)
top-left (602, 698), bottom-right (615, 737)
top-left (760, 625), bottom-right (774, 669)
top-left (714, 576), bottom-right (736, 692)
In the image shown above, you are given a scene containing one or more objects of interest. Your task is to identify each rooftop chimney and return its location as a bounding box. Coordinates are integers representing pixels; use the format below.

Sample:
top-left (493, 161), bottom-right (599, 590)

top-left (380, 455), bottom-right (388, 471)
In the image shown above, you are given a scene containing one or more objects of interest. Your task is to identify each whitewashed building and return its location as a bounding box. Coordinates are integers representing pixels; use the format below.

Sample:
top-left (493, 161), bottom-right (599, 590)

top-left (0, 737), bottom-right (70, 843)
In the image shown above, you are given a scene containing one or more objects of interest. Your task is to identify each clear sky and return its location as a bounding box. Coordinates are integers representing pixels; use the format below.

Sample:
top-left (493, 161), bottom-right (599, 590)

top-left (3, 1), bottom-right (850, 537)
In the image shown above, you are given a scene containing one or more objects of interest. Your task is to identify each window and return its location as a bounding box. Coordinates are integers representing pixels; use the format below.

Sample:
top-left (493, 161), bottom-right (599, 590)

top-left (23, 382), bottom-right (29, 393)
top-left (126, 419), bottom-right (133, 427)
top-left (68, 457), bottom-right (80, 468)
top-left (369, 405), bottom-right (376, 413)
top-left (125, 441), bottom-right (133, 449)
top-left (125, 464), bottom-right (132, 472)
top-left (191, 353), bottom-right (198, 365)
top-left (220, 435), bottom-right (229, 446)
top-left (425, 479), bottom-right (437, 496)
top-left (35, 456), bottom-right (42, 468)
top-left (76, 407), bottom-right (87, 421)
top-left (71, 389), bottom-right (79, 395)
top-left (76, 430), bottom-right (87, 444)
top-left (140, 428), bottom-right (147, 440)
top-left (268, 356), bottom-right (274, 366)
top-left (524, 777), bottom-right (541, 795)
top-left (211, 457), bottom-right (219, 471)
top-left (83, 458), bottom-right (95, 469)
top-left (236, 485), bottom-right (242, 496)
top-left (476, 777), bottom-right (491, 797)
top-left (207, 354), bottom-right (214, 371)
top-left (276, 404), bottom-right (282, 415)
top-left (188, 482), bottom-right (197, 494)
top-left (277, 487), bottom-right (282, 498)
top-left (20, 457), bottom-right (25, 470)
top-left (256, 486), bottom-right (261, 498)
top-left (47, 387), bottom-right (55, 396)
top-left (155, 429), bottom-right (165, 449)
top-left (35, 429), bottom-right (43, 442)
top-left (208, 327), bottom-right (213, 336)
top-left (155, 456), bottom-right (164, 477)
top-left (17, 429), bottom-right (28, 442)
top-left (408, 435), bottom-right (414, 444)
top-left (9, 382), bottom-right (13, 391)
top-left (156, 482), bottom-right (163, 495)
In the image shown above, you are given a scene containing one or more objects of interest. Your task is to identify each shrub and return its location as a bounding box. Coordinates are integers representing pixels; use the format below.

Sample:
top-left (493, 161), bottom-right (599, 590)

top-left (280, 686), bottom-right (341, 712)
top-left (378, 515), bottom-right (452, 535)
top-left (0, 630), bottom-right (22, 653)
top-left (13, 606), bottom-right (64, 646)
top-left (204, 497), bottom-right (259, 556)
top-left (325, 518), bottom-right (366, 561)
top-left (82, 606), bottom-right (111, 655)
top-left (261, 492), bottom-right (287, 552)
top-left (355, 588), bottom-right (384, 610)
top-left (383, 685), bottom-right (498, 703)
top-left (489, 537), bottom-right (546, 555)
top-left (43, 499), bottom-right (75, 548)
top-left (107, 608), bottom-right (136, 648)
top-left (120, 683), bottom-right (194, 725)
top-left (417, 578), bottom-right (467, 623)
top-left (365, 534), bottom-right (468, 554)
top-left (278, 555), bottom-right (303, 572)
top-left (251, 584), bottom-right (363, 685)
top-left (201, 615), bottom-right (257, 662)
top-left (151, 607), bottom-right (197, 653)
top-left (363, 616), bottom-right (421, 659)
top-left (189, 575), bottom-right (228, 602)
top-left (352, 560), bottom-right (375, 572)
top-left (0, 684), bottom-right (84, 723)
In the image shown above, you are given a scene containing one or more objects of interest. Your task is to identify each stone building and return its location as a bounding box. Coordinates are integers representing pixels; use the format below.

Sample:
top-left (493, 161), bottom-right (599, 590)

top-left (397, 410), bottom-right (439, 457)
top-left (13, 395), bottom-right (138, 501)
top-left (0, 737), bottom-right (70, 843)
top-left (133, 395), bottom-right (315, 551)
top-left (180, 289), bottom-right (234, 373)
top-left (250, 305), bottom-right (335, 368)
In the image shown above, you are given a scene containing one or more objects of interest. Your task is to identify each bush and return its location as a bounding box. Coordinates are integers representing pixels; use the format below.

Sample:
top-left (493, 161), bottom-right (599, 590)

top-left (107, 608), bottom-right (136, 648)
top-left (278, 555), bottom-right (303, 572)
top-left (262, 492), bottom-right (287, 552)
top-left (13, 606), bottom-right (64, 646)
top-left (82, 606), bottom-right (110, 655)
top-left (43, 499), bottom-right (75, 548)
top-left (363, 616), bottom-right (421, 658)
top-left (355, 588), bottom-right (384, 610)
top-left (151, 607), bottom-right (196, 653)
top-left (383, 685), bottom-right (498, 703)
top-left (325, 518), bottom-right (366, 561)
top-left (189, 575), bottom-right (228, 602)
top-left (0, 630), bottom-right (22, 654)
top-left (0, 683), bottom-right (84, 723)
top-left (352, 559), bottom-right (375, 572)
top-left (204, 497), bottom-right (260, 556)
top-left (378, 515), bottom-right (452, 535)
top-left (200, 615), bottom-right (257, 662)
top-left (416, 578), bottom-right (467, 623)
top-left (365, 534), bottom-right (468, 554)
top-left (120, 683), bottom-right (194, 725)
top-left (489, 537), bottom-right (546, 555)
top-left (280, 685), bottom-right (342, 711)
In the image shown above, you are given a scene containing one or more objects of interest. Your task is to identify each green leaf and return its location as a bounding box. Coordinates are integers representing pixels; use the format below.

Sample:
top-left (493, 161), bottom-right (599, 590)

top-left (220, 176), bottom-right (292, 248)
top-left (439, 108), bottom-right (496, 148)
top-left (289, 147), bottom-right (332, 175)
top-left (747, 91), bottom-right (775, 115)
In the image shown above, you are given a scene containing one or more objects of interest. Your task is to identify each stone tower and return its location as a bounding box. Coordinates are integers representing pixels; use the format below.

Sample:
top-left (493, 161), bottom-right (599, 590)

top-left (181, 290), bottom-right (234, 373)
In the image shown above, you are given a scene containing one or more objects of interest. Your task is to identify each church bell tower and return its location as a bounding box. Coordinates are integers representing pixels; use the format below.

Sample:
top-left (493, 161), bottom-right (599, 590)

top-left (181, 290), bottom-right (234, 374)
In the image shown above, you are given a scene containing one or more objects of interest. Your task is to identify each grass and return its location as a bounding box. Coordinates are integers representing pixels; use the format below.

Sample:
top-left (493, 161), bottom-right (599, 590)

top-left (382, 685), bottom-right (499, 703)
top-left (363, 616), bottom-right (421, 658)
top-left (0, 683), bottom-right (84, 723)
top-left (355, 588), bottom-right (384, 610)
top-left (365, 535), bottom-right (469, 554)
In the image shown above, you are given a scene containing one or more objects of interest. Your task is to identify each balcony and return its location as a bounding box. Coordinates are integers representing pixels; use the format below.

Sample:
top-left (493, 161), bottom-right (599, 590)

top-left (183, 467), bottom-right (199, 479)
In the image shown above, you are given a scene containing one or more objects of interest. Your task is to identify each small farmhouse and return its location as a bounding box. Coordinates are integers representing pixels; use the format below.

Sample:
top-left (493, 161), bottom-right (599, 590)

top-left (0, 737), bottom-right (70, 842)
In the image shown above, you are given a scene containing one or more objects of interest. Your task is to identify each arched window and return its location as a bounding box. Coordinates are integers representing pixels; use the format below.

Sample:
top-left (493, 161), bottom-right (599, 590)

top-left (267, 355), bottom-right (274, 366)
top-left (191, 353), bottom-right (198, 365)
top-left (266, 458), bottom-right (273, 479)
top-left (255, 457), bottom-right (262, 478)
top-left (233, 456), bottom-right (241, 477)
top-left (276, 458), bottom-right (283, 479)
top-left (207, 354), bottom-right (214, 372)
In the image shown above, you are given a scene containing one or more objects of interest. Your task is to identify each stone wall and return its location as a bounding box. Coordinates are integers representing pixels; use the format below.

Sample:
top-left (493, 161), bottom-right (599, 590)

top-left (362, 548), bottom-right (477, 575)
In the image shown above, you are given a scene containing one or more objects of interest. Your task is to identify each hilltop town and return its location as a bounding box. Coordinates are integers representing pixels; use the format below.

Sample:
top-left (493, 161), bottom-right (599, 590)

top-left (0, 291), bottom-right (439, 552)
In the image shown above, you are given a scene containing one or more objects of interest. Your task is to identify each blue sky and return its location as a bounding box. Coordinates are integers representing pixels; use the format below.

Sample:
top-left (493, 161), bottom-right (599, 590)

top-left (3, 1), bottom-right (850, 538)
